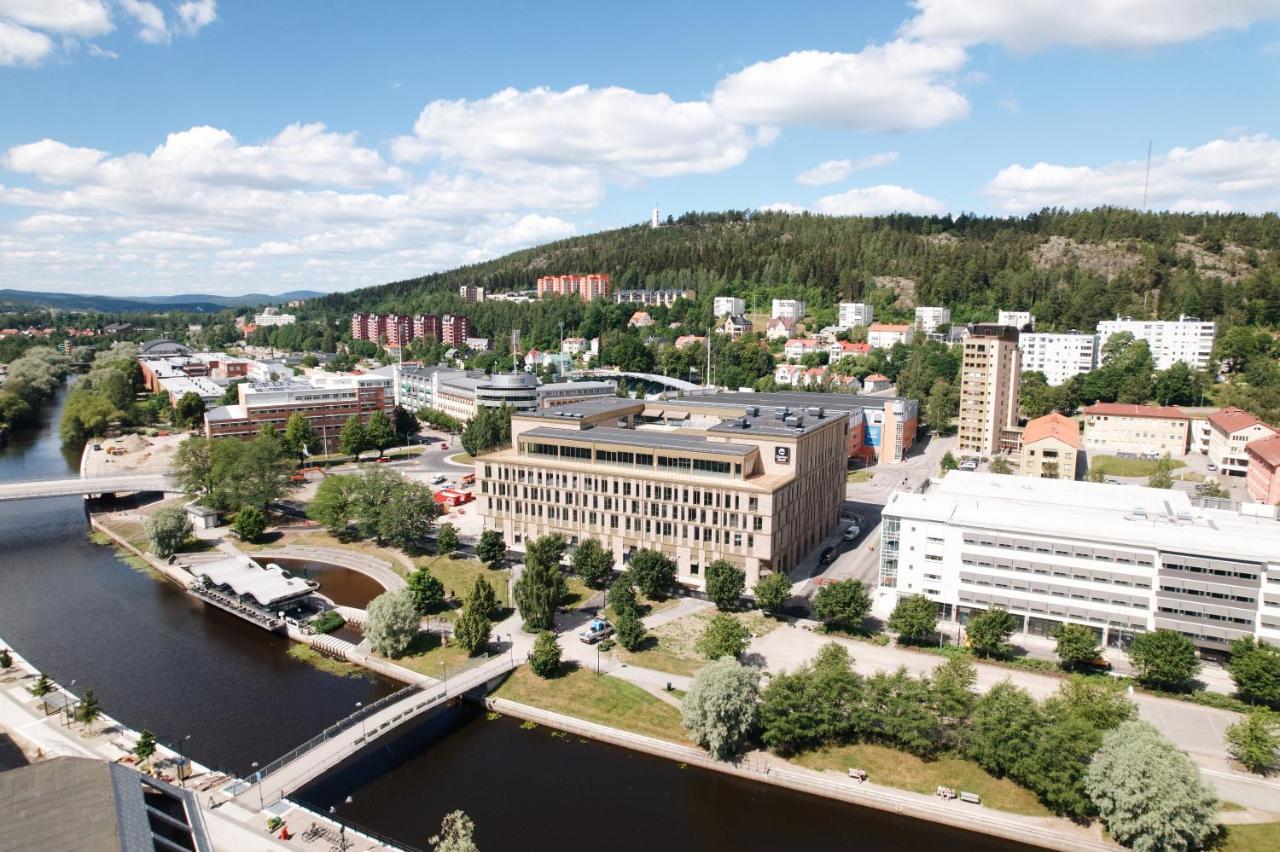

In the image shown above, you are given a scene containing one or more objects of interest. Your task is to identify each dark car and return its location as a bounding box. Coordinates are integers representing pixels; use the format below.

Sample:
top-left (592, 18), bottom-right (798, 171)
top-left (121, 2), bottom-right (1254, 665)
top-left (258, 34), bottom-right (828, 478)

top-left (819, 546), bottom-right (837, 565)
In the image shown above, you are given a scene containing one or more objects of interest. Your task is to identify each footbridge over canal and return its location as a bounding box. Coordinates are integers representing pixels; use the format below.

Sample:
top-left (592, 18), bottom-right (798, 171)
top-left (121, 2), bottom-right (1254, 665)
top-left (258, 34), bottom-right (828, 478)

top-left (0, 473), bottom-right (180, 502)
top-left (233, 653), bottom-right (519, 808)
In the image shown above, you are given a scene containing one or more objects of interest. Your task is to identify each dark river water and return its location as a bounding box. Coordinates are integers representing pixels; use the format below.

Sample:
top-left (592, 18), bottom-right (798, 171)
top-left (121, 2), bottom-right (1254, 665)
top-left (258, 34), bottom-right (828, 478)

top-left (0, 383), bottom-right (1029, 851)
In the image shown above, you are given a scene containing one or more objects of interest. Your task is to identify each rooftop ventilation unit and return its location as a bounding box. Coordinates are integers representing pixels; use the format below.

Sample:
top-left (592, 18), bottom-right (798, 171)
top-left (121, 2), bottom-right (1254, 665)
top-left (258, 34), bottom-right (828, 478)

top-left (793, 414), bottom-right (805, 428)
top-left (747, 406), bottom-right (760, 416)
top-left (806, 407), bottom-right (820, 418)
top-left (775, 407), bottom-right (789, 419)
top-left (783, 415), bottom-right (797, 426)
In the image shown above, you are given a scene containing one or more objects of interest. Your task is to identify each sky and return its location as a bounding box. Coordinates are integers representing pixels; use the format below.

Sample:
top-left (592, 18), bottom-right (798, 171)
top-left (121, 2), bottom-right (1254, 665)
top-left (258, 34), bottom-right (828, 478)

top-left (1, 1), bottom-right (1279, 298)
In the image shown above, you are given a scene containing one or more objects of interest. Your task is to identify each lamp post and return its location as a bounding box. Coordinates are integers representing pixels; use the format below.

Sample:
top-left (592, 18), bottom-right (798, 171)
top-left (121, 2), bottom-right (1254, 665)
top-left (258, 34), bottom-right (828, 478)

top-left (355, 701), bottom-right (367, 740)
top-left (175, 734), bottom-right (191, 787)
top-left (330, 796), bottom-right (354, 851)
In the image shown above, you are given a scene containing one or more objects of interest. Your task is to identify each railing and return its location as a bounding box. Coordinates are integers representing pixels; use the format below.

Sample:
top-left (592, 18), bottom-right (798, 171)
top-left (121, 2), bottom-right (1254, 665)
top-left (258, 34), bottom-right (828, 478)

top-left (285, 798), bottom-right (422, 852)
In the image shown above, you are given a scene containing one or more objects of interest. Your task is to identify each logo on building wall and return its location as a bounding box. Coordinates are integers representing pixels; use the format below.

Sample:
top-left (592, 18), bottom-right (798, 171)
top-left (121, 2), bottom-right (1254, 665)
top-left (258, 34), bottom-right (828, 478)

top-left (774, 446), bottom-right (791, 464)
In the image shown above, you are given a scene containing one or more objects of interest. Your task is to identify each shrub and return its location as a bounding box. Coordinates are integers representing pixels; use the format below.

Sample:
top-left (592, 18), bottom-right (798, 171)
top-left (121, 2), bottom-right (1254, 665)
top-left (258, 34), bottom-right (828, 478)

top-left (231, 505), bottom-right (267, 542)
top-left (311, 610), bottom-right (346, 634)
top-left (145, 507), bottom-right (192, 558)
top-left (705, 560), bottom-right (746, 611)
top-left (696, 614), bottom-right (750, 660)
top-left (529, 631), bottom-right (562, 678)
top-left (752, 572), bottom-right (791, 615)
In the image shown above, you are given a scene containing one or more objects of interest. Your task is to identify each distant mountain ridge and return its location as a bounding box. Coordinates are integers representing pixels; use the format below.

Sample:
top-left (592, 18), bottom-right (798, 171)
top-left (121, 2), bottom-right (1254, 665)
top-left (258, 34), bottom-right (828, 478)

top-left (0, 289), bottom-right (325, 313)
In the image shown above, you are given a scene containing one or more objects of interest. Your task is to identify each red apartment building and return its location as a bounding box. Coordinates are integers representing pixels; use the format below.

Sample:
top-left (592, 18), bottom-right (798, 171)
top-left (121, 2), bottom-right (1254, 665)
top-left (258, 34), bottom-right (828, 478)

top-left (442, 314), bottom-right (472, 346)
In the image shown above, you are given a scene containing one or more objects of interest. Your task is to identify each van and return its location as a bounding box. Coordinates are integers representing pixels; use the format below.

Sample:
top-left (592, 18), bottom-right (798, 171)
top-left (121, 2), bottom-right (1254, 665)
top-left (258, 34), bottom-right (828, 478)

top-left (843, 525), bottom-right (861, 542)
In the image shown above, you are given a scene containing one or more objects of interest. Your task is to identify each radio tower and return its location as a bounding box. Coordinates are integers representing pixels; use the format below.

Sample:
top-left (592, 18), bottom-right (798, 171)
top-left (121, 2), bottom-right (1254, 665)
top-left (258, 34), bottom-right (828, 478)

top-left (651, 203), bottom-right (660, 229)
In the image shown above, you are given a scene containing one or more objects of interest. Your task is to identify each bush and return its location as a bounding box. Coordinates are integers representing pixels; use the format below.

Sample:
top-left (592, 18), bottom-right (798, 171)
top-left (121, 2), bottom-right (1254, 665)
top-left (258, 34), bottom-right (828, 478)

top-left (1053, 623), bottom-right (1101, 670)
top-left (311, 610), bottom-right (345, 634)
top-left (435, 523), bottom-right (459, 554)
top-left (696, 614), bottom-right (750, 660)
top-left (1224, 711), bottom-right (1279, 774)
top-left (145, 507), bottom-right (192, 558)
top-left (1129, 629), bottom-right (1201, 690)
top-left (607, 576), bottom-right (639, 617)
top-left (529, 631), bottom-right (562, 678)
top-left (407, 567), bottom-right (445, 615)
top-left (705, 560), bottom-right (745, 611)
top-left (615, 607), bottom-right (646, 651)
top-left (231, 505), bottom-right (267, 542)
top-left (681, 657), bottom-right (760, 759)
top-left (752, 572), bottom-right (791, 615)
top-left (812, 580), bottom-right (871, 633)
top-left (365, 589), bottom-right (420, 658)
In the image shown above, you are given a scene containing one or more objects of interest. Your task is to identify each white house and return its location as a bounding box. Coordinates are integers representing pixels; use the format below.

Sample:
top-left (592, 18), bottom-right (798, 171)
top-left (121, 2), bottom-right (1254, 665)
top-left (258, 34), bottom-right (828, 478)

top-left (784, 338), bottom-right (822, 361)
top-left (713, 296), bottom-right (746, 317)
top-left (765, 317), bottom-right (796, 340)
top-left (561, 337), bottom-right (588, 356)
top-left (867, 323), bottom-right (913, 349)
top-left (998, 310), bottom-right (1035, 331)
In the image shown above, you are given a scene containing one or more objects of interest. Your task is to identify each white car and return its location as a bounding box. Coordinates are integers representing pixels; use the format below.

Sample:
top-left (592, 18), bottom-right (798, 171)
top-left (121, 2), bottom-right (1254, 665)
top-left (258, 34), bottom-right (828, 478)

top-left (843, 525), bottom-right (861, 542)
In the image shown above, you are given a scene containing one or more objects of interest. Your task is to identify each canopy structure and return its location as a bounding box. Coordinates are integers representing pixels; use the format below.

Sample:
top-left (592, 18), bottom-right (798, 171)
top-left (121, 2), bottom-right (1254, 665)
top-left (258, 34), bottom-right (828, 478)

top-left (195, 555), bottom-right (314, 608)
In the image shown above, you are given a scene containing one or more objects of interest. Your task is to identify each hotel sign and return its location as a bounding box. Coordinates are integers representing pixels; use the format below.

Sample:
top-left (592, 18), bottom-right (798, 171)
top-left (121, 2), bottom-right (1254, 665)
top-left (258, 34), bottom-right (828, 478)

top-left (774, 446), bottom-right (791, 464)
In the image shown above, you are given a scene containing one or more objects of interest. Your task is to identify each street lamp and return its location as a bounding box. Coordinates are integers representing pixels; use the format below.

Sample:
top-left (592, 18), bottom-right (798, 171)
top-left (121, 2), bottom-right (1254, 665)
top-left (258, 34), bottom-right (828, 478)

top-left (330, 796), bottom-right (354, 852)
top-left (355, 701), bottom-right (367, 740)
top-left (175, 734), bottom-right (191, 787)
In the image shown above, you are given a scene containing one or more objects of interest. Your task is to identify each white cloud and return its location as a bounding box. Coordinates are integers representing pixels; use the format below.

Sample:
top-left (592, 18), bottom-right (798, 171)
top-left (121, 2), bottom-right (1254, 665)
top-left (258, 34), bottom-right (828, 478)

top-left (0, 0), bottom-right (211, 65)
top-left (983, 134), bottom-right (1280, 212)
top-left (176, 0), bottom-right (216, 36)
top-left (902, 0), bottom-right (1280, 52)
top-left (813, 184), bottom-right (948, 215)
top-left (0, 0), bottom-right (112, 36)
top-left (0, 19), bottom-right (52, 66)
top-left (14, 213), bottom-right (95, 232)
top-left (87, 43), bottom-right (117, 59)
top-left (118, 0), bottom-right (168, 43)
top-left (711, 41), bottom-right (969, 132)
top-left (394, 84), bottom-right (760, 179)
top-left (118, 229), bottom-right (229, 249)
top-left (796, 151), bottom-right (899, 185)
top-left (5, 139), bottom-right (107, 182)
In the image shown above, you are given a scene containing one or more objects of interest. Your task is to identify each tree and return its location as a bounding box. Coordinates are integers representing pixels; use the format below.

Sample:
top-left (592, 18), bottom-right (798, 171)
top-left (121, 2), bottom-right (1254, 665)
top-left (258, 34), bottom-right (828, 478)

top-left (454, 579), bottom-right (494, 655)
top-left (173, 436), bottom-right (215, 498)
top-left (888, 595), bottom-right (938, 644)
top-left (529, 631), bottom-right (562, 677)
top-left (572, 539), bottom-right (614, 590)
top-left (1227, 637), bottom-right (1280, 709)
top-left (967, 681), bottom-right (1042, 779)
top-left (338, 415), bottom-right (368, 455)
top-left (435, 522), bottom-right (459, 554)
top-left (614, 607), bottom-right (646, 651)
top-left (939, 451), bottom-right (958, 473)
top-left (1085, 465), bottom-right (1105, 483)
top-left (1224, 711), bottom-right (1279, 774)
top-left (393, 404), bottom-right (419, 441)
top-left (1154, 361), bottom-right (1198, 406)
top-left (760, 643), bottom-right (863, 755)
top-left (812, 579), bottom-right (872, 633)
top-left (476, 529), bottom-right (506, 569)
top-left (281, 413), bottom-right (317, 456)
top-left (429, 810), bottom-right (478, 852)
top-left (607, 575), bottom-right (639, 617)
top-left (515, 534), bottom-right (567, 631)
top-left (705, 560), bottom-right (745, 610)
top-left (75, 688), bottom-right (102, 726)
top-left (173, 392), bottom-right (205, 429)
top-left (0, 648), bottom-right (11, 670)
top-left (28, 672), bottom-right (53, 697)
top-left (1147, 458), bottom-right (1175, 489)
top-left (232, 505), bottom-right (267, 542)
top-left (374, 479), bottom-right (437, 551)
top-left (681, 657), bottom-right (760, 759)
top-left (308, 473), bottom-right (358, 534)
top-left (965, 608), bottom-right (1020, 658)
top-left (365, 589), bottom-right (420, 658)
top-left (1085, 720), bottom-right (1218, 852)
top-left (925, 378), bottom-right (956, 433)
top-left (145, 507), bottom-right (192, 558)
top-left (1129, 629), bottom-right (1201, 690)
top-left (753, 572), bottom-right (791, 615)
top-left (365, 409), bottom-right (396, 451)
top-left (628, 549), bottom-right (677, 600)
top-left (696, 613), bottom-right (750, 660)
top-left (929, 655), bottom-right (977, 748)
top-left (133, 728), bottom-right (158, 769)
top-left (407, 567), bottom-right (445, 615)
top-left (988, 455), bottom-right (1013, 475)
top-left (1054, 623), bottom-right (1101, 671)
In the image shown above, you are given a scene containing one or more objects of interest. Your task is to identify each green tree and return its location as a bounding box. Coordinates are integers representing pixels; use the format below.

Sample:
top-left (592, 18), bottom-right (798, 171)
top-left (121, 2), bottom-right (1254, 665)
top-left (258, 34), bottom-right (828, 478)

top-left (925, 377), bottom-right (956, 433)
top-left (607, 575), bottom-right (639, 617)
top-left (705, 560), bottom-right (745, 610)
top-left (338, 415), bottom-right (368, 455)
top-left (812, 579), bottom-right (872, 633)
top-left (1224, 711), bottom-right (1279, 774)
top-left (145, 506), bottom-right (192, 558)
top-left (365, 589), bottom-right (420, 658)
top-left (429, 809), bottom-right (478, 852)
top-left (1085, 465), bottom-right (1105, 483)
top-left (614, 607), bottom-right (646, 651)
top-left (988, 455), bottom-right (1013, 475)
top-left (1129, 629), bottom-right (1201, 690)
top-left (939, 451), bottom-right (958, 473)
top-left (0, 648), bottom-right (11, 670)
top-left (393, 404), bottom-right (419, 441)
top-left (75, 688), bottom-right (102, 726)
top-left (308, 473), bottom-right (358, 534)
top-left (681, 657), bottom-right (760, 759)
top-left (454, 579), bottom-right (494, 655)
top-left (365, 409), bottom-right (396, 451)
top-left (470, 575), bottom-right (499, 618)
top-left (407, 567), bottom-right (445, 615)
top-left (696, 613), bottom-right (750, 660)
top-left (759, 643), bottom-right (863, 755)
top-left (173, 436), bottom-right (215, 498)
top-left (28, 672), bottom-right (53, 697)
top-left (1085, 720), bottom-right (1218, 851)
top-left (515, 534), bottom-right (567, 631)
top-left (1147, 457), bottom-right (1175, 489)
top-left (628, 549), bottom-right (677, 600)
top-left (1054, 623), bottom-right (1101, 671)
top-left (173, 391), bottom-right (206, 429)
top-left (1227, 637), bottom-right (1280, 709)
top-left (965, 608), bottom-right (1020, 658)
top-left (281, 413), bottom-right (317, 456)
top-left (967, 681), bottom-right (1043, 779)
top-left (231, 505), bottom-right (267, 542)
top-left (572, 539), bottom-right (615, 590)
top-left (529, 631), bottom-right (562, 677)
top-left (476, 529), bottom-right (506, 569)
top-left (929, 655), bottom-right (978, 748)
top-left (1153, 361), bottom-right (1198, 406)
top-left (888, 595), bottom-right (938, 644)
top-left (753, 572), bottom-right (791, 615)
top-left (133, 728), bottom-right (158, 769)
top-left (1025, 708), bottom-right (1102, 818)
top-left (435, 522), bottom-right (459, 554)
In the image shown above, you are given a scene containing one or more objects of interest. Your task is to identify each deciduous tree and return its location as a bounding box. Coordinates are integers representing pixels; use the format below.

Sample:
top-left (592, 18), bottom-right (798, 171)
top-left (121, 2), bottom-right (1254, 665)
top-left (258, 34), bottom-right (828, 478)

top-left (696, 614), bottom-right (750, 660)
top-left (752, 572), bottom-right (791, 615)
top-left (407, 567), bottom-right (445, 615)
top-left (1054, 623), bottom-right (1101, 671)
top-left (705, 560), bottom-right (745, 610)
top-left (681, 657), bottom-right (760, 759)
top-left (888, 595), bottom-right (938, 644)
top-left (1227, 637), bottom-right (1280, 709)
top-left (338, 415), bottom-right (368, 456)
top-left (454, 579), bottom-right (494, 655)
top-left (515, 534), bottom-right (567, 631)
top-left (231, 505), bottom-right (267, 542)
top-left (429, 809), bottom-right (478, 852)
top-left (628, 549), bottom-right (677, 600)
top-left (366, 589), bottom-right (420, 658)
top-left (529, 631), bottom-right (562, 677)
top-left (614, 607), bottom-right (646, 651)
top-left (572, 539), bottom-right (614, 590)
top-left (435, 523), bottom-right (459, 554)
top-left (967, 681), bottom-right (1042, 779)
top-left (308, 473), bottom-right (358, 534)
top-left (812, 579), bottom-right (871, 633)
top-left (145, 507), bottom-right (192, 558)
top-left (1129, 629), bottom-right (1201, 690)
top-left (476, 529), bottom-right (506, 569)
top-left (281, 413), bottom-right (317, 456)
top-left (965, 608), bottom-right (1020, 658)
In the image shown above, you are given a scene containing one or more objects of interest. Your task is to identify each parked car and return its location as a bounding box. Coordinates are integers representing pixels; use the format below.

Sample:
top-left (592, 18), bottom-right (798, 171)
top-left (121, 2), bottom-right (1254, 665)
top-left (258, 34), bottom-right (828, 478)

top-left (1207, 463), bottom-right (1218, 472)
top-left (432, 474), bottom-right (447, 485)
top-left (819, 546), bottom-right (837, 565)
top-left (1105, 478), bottom-right (1122, 484)
top-left (440, 442), bottom-right (449, 450)
top-left (958, 459), bottom-right (978, 471)
top-left (577, 618), bottom-right (614, 644)
top-left (843, 525), bottom-right (861, 542)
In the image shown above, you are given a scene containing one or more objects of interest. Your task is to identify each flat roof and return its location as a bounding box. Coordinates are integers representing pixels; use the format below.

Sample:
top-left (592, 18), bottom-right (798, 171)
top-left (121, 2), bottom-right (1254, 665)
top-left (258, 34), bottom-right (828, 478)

top-left (692, 390), bottom-right (906, 413)
top-left (521, 426), bottom-right (754, 457)
top-left (518, 397), bottom-right (640, 421)
top-left (194, 555), bottom-right (312, 606)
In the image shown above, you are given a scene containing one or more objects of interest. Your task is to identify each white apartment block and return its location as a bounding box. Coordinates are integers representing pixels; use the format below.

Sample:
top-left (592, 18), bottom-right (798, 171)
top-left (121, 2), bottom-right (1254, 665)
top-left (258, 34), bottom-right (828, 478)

top-left (914, 306), bottom-right (951, 335)
top-left (713, 296), bottom-right (746, 317)
top-left (997, 311), bottom-right (1035, 331)
top-left (1096, 315), bottom-right (1216, 371)
top-left (252, 308), bottom-right (296, 327)
top-left (867, 323), bottom-right (913, 349)
top-left (1018, 332), bottom-right (1097, 386)
top-left (772, 299), bottom-right (805, 321)
top-left (838, 302), bottom-right (875, 329)
top-left (879, 473), bottom-right (1280, 652)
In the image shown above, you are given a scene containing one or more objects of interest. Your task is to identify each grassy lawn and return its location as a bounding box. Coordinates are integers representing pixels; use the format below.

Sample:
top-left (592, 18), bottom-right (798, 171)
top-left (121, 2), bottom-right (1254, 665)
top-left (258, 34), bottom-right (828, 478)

top-left (493, 664), bottom-right (689, 744)
top-left (418, 554), bottom-right (511, 610)
top-left (245, 529), bottom-right (415, 576)
top-left (448, 452), bottom-right (475, 465)
top-left (790, 742), bottom-right (1050, 817)
top-left (847, 470), bottom-right (875, 483)
top-left (287, 644), bottom-right (375, 679)
top-left (376, 632), bottom-right (475, 679)
top-left (603, 593), bottom-right (680, 622)
top-left (561, 575), bottom-right (597, 609)
top-left (383, 446), bottom-right (426, 458)
top-left (618, 609), bottom-right (781, 677)
top-left (1220, 822), bottom-right (1280, 852)
top-left (1087, 455), bottom-right (1185, 478)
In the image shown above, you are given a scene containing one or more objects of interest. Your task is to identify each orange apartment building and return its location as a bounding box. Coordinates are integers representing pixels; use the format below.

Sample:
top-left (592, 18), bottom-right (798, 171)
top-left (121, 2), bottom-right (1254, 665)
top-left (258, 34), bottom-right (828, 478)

top-left (536, 274), bottom-right (612, 301)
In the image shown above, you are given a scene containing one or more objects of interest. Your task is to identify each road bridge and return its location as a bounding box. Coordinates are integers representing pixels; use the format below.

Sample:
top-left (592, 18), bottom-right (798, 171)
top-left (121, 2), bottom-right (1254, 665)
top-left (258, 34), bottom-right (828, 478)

top-left (0, 473), bottom-right (179, 502)
top-left (233, 652), bottom-right (518, 808)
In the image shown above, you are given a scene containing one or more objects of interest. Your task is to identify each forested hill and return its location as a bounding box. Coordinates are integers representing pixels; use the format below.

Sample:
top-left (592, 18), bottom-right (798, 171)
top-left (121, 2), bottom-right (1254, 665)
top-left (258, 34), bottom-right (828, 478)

top-left (314, 209), bottom-right (1280, 332)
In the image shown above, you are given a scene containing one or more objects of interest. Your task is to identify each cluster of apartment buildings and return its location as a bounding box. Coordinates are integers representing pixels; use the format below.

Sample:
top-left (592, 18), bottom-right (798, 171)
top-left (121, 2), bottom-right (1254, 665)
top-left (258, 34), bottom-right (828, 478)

top-left (536, 274), bottom-right (612, 301)
top-left (350, 312), bottom-right (475, 349)
top-left (395, 364), bottom-right (616, 423)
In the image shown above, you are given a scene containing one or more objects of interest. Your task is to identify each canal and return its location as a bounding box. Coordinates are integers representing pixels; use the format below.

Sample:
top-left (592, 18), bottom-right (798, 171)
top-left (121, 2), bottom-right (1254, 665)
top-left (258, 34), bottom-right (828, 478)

top-left (0, 383), bottom-right (1028, 850)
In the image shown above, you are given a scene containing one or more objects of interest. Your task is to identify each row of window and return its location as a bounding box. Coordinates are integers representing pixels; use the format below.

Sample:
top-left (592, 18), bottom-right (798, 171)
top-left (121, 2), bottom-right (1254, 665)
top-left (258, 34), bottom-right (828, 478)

top-left (1158, 585), bottom-right (1256, 606)
top-left (1157, 606), bottom-right (1254, 627)
top-left (490, 498), bottom-right (756, 550)
top-left (959, 574), bottom-right (1148, 610)
top-left (960, 556), bottom-right (1152, 589)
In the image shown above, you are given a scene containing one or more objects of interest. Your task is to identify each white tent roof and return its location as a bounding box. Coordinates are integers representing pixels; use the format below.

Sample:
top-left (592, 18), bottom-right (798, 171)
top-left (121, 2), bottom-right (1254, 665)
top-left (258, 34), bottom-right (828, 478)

top-left (195, 555), bottom-right (312, 607)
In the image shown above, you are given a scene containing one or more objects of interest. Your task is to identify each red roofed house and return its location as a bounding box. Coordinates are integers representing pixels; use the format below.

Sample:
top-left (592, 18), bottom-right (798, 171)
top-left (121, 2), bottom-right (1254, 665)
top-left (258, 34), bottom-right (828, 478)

top-left (828, 340), bottom-right (871, 361)
top-left (783, 338), bottom-right (822, 361)
top-left (1082, 402), bottom-right (1191, 457)
top-left (862, 373), bottom-right (892, 393)
top-left (1208, 407), bottom-right (1278, 476)
top-left (765, 317), bottom-right (795, 341)
top-left (1245, 434), bottom-right (1280, 504)
top-left (1018, 411), bottom-right (1081, 480)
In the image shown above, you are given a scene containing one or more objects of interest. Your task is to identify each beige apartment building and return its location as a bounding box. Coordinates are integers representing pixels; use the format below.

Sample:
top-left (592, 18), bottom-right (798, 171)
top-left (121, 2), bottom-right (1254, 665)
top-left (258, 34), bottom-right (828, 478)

top-left (1081, 403), bottom-right (1190, 456)
top-left (477, 396), bottom-right (848, 590)
top-left (1018, 412), bottom-right (1081, 480)
top-left (1208, 407), bottom-right (1278, 476)
top-left (958, 325), bottom-right (1022, 457)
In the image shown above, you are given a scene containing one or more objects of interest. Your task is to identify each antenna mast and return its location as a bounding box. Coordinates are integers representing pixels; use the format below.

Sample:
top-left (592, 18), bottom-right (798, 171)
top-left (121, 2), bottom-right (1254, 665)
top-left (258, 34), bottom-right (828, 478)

top-left (1141, 140), bottom-right (1153, 210)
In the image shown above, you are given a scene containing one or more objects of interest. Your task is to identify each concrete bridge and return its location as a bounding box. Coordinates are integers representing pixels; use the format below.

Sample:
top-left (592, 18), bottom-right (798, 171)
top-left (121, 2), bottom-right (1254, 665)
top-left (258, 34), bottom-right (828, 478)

top-left (0, 473), bottom-right (180, 502)
top-left (234, 652), bottom-right (518, 808)
top-left (567, 368), bottom-right (703, 393)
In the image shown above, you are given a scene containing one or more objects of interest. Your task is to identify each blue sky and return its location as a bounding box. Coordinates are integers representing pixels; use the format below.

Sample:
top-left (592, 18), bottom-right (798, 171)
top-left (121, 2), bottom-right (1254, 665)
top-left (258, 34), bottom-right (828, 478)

top-left (1, 1), bottom-right (1279, 296)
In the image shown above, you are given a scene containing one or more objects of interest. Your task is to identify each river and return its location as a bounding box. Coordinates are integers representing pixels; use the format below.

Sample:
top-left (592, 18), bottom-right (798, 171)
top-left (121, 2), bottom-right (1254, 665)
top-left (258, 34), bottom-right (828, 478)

top-left (0, 383), bottom-right (1027, 850)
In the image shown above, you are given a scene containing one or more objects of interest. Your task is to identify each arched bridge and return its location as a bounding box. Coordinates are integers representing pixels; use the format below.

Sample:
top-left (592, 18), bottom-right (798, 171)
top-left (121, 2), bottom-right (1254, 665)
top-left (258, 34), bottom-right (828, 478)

top-left (0, 473), bottom-right (180, 502)
top-left (567, 369), bottom-right (703, 393)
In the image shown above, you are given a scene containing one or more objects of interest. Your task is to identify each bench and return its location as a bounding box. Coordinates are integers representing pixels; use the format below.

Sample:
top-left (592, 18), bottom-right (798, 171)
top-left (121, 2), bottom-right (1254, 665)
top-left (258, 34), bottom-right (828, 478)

top-left (959, 791), bottom-right (981, 805)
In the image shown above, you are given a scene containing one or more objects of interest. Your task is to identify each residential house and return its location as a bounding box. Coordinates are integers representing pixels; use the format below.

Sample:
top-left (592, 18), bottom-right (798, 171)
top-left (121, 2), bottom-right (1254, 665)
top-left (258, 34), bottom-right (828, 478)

top-left (765, 317), bottom-right (795, 340)
top-left (1208, 407), bottom-right (1278, 476)
top-left (1245, 434), bottom-right (1280, 505)
top-left (867, 323), bottom-right (913, 349)
top-left (1018, 411), bottom-right (1081, 480)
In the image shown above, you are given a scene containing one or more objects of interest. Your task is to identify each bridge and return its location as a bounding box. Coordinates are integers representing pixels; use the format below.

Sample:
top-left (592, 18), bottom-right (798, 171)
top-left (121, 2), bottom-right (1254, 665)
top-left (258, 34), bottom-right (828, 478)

top-left (233, 652), bottom-right (518, 808)
top-left (0, 473), bottom-right (180, 502)
top-left (567, 368), bottom-right (704, 393)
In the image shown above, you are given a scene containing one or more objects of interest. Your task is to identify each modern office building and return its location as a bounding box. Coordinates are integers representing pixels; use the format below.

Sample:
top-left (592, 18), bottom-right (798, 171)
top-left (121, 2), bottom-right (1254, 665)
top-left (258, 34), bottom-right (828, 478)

top-left (1096, 315), bottom-right (1216, 371)
top-left (1208, 407), bottom-right (1278, 476)
top-left (537, 380), bottom-right (618, 408)
top-left (252, 307), bottom-right (296, 327)
top-left (1245, 434), bottom-right (1280, 505)
top-left (536, 273), bottom-right (612, 301)
top-left (1018, 412), bottom-right (1081, 480)
top-left (878, 472), bottom-right (1280, 652)
top-left (771, 299), bottom-right (805, 321)
top-left (613, 288), bottom-right (694, 307)
top-left (997, 310), bottom-right (1035, 331)
top-left (867, 323), bottom-right (913, 349)
top-left (477, 396), bottom-right (849, 589)
top-left (434, 371), bottom-right (540, 422)
top-left (957, 325), bottom-right (1022, 457)
top-left (838, 302), bottom-right (875, 329)
top-left (1082, 403), bottom-right (1191, 456)
top-left (713, 296), bottom-right (746, 317)
top-left (1018, 332), bottom-right (1097, 386)
top-left (914, 306), bottom-right (951, 335)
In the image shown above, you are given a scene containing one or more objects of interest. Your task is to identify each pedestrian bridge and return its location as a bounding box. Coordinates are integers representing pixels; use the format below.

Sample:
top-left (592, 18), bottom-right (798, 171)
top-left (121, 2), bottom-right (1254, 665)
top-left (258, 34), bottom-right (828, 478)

top-left (0, 473), bottom-right (180, 502)
top-left (567, 368), bottom-right (703, 393)
top-left (233, 652), bottom-right (518, 808)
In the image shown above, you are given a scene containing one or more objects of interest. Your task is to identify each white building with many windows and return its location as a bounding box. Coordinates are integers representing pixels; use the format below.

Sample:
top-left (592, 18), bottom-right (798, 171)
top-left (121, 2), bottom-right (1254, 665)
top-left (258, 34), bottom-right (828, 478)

top-left (997, 310), bottom-right (1035, 331)
top-left (914, 306), bottom-right (951, 335)
top-left (1018, 332), bottom-right (1097, 386)
top-left (838, 302), bottom-right (875, 329)
top-left (771, 299), bottom-right (805, 321)
top-left (879, 472), bottom-right (1280, 652)
top-left (1096, 315), bottom-right (1216, 371)
top-left (713, 296), bottom-right (746, 317)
